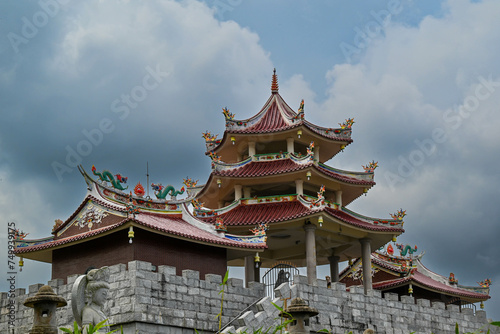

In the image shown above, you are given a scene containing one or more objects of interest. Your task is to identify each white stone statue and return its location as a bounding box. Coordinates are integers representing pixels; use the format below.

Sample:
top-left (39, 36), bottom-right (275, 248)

top-left (71, 266), bottom-right (111, 333)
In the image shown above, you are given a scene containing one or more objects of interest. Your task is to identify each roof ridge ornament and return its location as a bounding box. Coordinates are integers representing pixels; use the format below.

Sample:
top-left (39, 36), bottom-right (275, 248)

top-left (271, 68), bottom-right (279, 93)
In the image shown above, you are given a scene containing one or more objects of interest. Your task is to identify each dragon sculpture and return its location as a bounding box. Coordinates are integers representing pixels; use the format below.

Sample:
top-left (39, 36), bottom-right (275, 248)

top-left (92, 165), bottom-right (128, 190)
top-left (396, 243), bottom-right (418, 257)
top-left (339, 118), bottom-right (355, 129)
top-left (222, 107), bottom-right (235, 120)
top-left (478, 279), bottom-right (492, 287)
top-left (363, 160), bottom-right (379, 173)
top-left (151, 183), bottom-right (185, 200)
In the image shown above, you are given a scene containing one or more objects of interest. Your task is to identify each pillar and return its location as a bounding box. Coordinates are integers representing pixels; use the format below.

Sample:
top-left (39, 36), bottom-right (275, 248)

top-left (244, 255), bottom-right (255, 287)
top-left (314, 145), bottom-right (320, 162)
top-left (234, 184), bottom-right (242, 201)
top-left (243, 187), bottom-right (251, 198)
top-left (360, 238), bottom-right (372, 294)
top-left (248, 142), bottom-right (256, 157)
top-left (295, 179), bottom-right (304, 196)
top-left (335, 190), bottom-right (342, 208)
top-left (287, 137), bottom-right (294, 153)
top-left (304, 224), bottom-right (317, 285)
top-left (328, 255), bottom-right (340, 283)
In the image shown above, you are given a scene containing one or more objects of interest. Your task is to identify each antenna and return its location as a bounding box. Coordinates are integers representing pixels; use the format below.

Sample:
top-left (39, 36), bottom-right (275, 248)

top-left (146, 162), bottom-right (150, 198)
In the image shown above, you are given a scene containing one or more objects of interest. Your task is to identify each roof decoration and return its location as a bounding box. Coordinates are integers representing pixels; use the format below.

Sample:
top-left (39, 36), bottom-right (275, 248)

top-left (202, 131), bottom-right (218, 142)
top-left (75, 205), bottom-right (109, 230)
top-left (92, 165), bottom-right (128, 191)
top-left (478, 279), bottom-right (492, 288)
top-left (250, 222), bottom-right (268, 240)
top-left (151, 183), bottom-right (185, 200)
top-left (12, 228), bottom-right (29, 240)
top-left (396, 243), bottom-right (418, 257)
top-left (347, 261), bottom-right (379, 282)
top-left (222, 107), bottom-right (235, 121)
top-left (133, 182), bottom-right (145, 197)
top-left (306, 141), bottom-right (315, 157)
top-left (293, 99), bottom-right (305, 121)
top-left (339, 118), bottom-right (355, 129)
top-left (317, 185), bottom-right (326, 201)
top-left (52, 219), bottom-right (63, 232)
top-left (362, 160), bottom-right (378, 173)
top-left (449, 273), bottom-right (458, 285)
top-left (390, 209), bottom-right (407, 220)
top-left (183, 177), bottom-right (198, 188)
top-left (271, 68), bottom-right (279, 93)
top-left (126, 203), bottom-right (140, 218)
top-left (191, 199), bottom-right (204, 210)
top-left (215, 217), bottom-right (227, 232)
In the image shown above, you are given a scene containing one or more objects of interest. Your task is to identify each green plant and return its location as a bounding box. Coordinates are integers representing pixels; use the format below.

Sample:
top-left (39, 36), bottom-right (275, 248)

top-left (60, 319), bottom-right (122, 334)
top-left (215, 270), bottom-right (229, 331)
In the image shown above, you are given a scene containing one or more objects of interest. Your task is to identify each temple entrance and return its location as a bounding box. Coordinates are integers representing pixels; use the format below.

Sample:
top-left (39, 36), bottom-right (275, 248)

top-left (262, 262), bottom-right (299, 298)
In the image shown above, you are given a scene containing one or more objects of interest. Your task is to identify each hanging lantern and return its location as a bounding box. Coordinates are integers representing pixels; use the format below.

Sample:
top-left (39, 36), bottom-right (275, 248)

top-left (19, 256), bottom-right (24, 272)
top-left (128, 226), bottom-right (135, 244)
top-left (392, 235), bottom-right (397, 242)
top-left (254, 253), bottom-right (261, 269)
top-left (318, 216), bottom-right (323, 227)
top-left (480, 301), bottom-right (484, 309)
top-left (340, 144), bottom-right (345, 151)
top-left (217, 179), bottom-right (222, 188)
top-left (297, 130), bottom-right (302, 138)
top-left (230, 136), bottom-right (236, 145)
top-left (306, 171), bottom-right (312, 180)
top-left (408, 283), bottom-right (413, 295)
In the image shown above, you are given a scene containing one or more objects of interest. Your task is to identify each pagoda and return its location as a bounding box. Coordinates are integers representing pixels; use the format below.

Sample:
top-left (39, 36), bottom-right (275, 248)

top-left (193, 69), bottom-right (405, 292)
top-left (340, 244), bottom-right (491, 307)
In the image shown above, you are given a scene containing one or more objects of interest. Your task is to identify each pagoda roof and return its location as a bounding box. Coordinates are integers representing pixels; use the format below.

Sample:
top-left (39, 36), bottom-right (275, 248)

top-left (340, 250), bottom-right (490, 303)
top-left (204, 71), bottom-right (353, 161)
top-left (211, 155), bottom-right (375, 186)
top-left (372, 271), bottom-right (490, 301)
top-left (197, 196), bottom-right (403, 233)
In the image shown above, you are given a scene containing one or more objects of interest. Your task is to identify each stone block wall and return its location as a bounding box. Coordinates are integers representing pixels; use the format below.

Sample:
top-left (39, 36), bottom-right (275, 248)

top-left (0, 261), bottom-right (496, 334)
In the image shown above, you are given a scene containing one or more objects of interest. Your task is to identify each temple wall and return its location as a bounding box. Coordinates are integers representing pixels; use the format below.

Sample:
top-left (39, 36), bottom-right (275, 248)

top-left (0, 260), bottom-right (496, 334)
top-left (52, 230), bottom-right (227, 282)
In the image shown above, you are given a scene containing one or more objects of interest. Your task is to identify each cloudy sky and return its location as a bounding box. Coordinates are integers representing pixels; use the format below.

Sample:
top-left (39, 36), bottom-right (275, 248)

top-left (1, 0), bottom-right (500, 320)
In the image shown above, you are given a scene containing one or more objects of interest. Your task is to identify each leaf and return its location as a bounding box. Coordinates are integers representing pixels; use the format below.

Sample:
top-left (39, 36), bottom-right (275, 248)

top-left (490, 322), bottom-right (500, 327)
top-left (456, 323), bottom-right (460, 334)
top-left (222, 270), bottom-right (229, 285)
top-left (59, 329), bottom-right (73, 334)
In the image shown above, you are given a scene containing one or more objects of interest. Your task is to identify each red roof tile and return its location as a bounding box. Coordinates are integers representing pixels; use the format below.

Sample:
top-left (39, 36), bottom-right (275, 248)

top-left (16, 212), bottom-right (265, 254)
top-left (201, 200), bottom-right (404, 232)
top-left (214, 159), bottom-right (375, 186)
top-left (203, 200), bottom-right (311, 226)
top-left (215, 159), bottom-right (308, 178)
top-left (373, 271), bottom-right (490, 300)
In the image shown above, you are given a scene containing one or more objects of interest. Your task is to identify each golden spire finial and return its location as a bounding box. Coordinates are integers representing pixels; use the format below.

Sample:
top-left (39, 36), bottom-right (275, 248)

top-left (271, 68), bottom-right (279, 93)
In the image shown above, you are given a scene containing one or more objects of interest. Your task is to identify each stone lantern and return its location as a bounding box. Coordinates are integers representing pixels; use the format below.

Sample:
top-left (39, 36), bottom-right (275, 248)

top-left (24, 285), bottom-right (67, 334)
top-left (281, 297), bottom-right (319, 334)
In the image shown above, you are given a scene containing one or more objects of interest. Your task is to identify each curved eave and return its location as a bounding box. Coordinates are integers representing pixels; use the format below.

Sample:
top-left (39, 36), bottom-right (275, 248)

top-left (16, 215), bottom-right (265, 263)
top-left (373, 272), bottom-right (490, 302)
top-left (199, 199), bottom-right (404, 234)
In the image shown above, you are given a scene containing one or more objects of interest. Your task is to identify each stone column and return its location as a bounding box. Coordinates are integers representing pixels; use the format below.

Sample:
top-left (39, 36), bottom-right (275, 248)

top-left (248, 142), bottom-right (256, 157)
top-left (328, 255), bottom-right (340, 282)
top-left (360, 238), bottom-right (372, 294)
top-left (234, 184), bottom-right (242, 201)
top-left (314, 145), bottom-right (320, 162)
top-left (243, 187), bottom-right (251, 199)
top-left (287, 137), bottom-right (294, 153)
top-left (244, 255), bottom-right (255, 287)
top-left (335, 190), bottom-right (342, 208)
top-left (304, 224), bottom-right (317, 285)
top-left (295, 179), bottom-right (304, 196)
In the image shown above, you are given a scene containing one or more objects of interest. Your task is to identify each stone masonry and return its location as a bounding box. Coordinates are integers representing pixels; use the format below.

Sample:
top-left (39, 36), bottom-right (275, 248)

top-left (0, 260), bottom-right (497, 334)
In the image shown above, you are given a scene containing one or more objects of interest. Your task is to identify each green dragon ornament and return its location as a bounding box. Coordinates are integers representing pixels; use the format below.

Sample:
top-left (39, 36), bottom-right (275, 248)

top-left (151, 183), bottom-right (185, 199)
top-left (92, 165), bottom-right (128, 191)
top-left (396, 243), bottom-right (417, 257)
